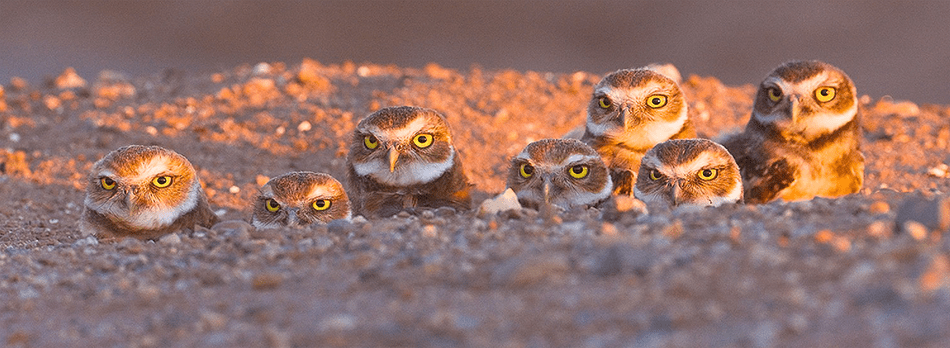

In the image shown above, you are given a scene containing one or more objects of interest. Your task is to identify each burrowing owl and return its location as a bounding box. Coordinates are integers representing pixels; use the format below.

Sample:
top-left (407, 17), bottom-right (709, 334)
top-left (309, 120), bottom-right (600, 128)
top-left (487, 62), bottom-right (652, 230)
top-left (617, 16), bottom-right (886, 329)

top-left (506, 139), bottom-right (612, 210)
top-left (580, 67), bottom-right (695, 195)
top-left (721, 60), bottom-right (863, 204)
top-left (252, 171), bottom-right (351, 228)
top-left (346, 106), bottom-right (472, 218)
top-left (79, 145), bottom-right (218, 240)
top-left (634, 139), bottom-right (742, 208)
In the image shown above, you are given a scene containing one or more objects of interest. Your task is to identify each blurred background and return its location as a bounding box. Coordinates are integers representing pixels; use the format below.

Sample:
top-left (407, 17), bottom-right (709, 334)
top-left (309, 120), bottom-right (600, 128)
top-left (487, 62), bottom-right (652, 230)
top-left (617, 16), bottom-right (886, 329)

top-left (1, 0), bottom-right (948, 104)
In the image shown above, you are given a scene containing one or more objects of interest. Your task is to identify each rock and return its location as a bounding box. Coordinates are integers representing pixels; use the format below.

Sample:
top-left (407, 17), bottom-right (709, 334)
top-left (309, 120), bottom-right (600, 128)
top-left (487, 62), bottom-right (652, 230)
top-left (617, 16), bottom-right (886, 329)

top-left (643, 62), bottom-right (682, 84)
top-left (212, 220), bottom-right (253, 240)
top-left (895, 195), bottom-right (950, 233)
top-left (72, 235), bottom-right (99, 247)
top-left (158, 233), bottom-right (181, 245)
top-left (478, 189), bottom-right (522, 216)
top-left (903, 221), bottom-right (928, 241)
top-left (53, 67), bottom-right (86, 89)
top-left (252, 273), bottom-right (283, 290)
top-left (490, 254), bottom-right (569, 288)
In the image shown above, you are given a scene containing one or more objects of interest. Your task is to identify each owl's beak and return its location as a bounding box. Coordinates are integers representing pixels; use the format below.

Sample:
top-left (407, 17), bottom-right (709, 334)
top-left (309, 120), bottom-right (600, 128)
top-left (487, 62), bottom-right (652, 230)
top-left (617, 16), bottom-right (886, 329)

top-left (618, 107), bottom-right (630, 128)
top-left (388, 148), bottom-right (399, 173)
top-left (286, 208), bottom-right (299, 227)
top-left (542, 179), bottom-right (552, 205)
top-left (789, 96), bottom-right (801, 123)
top-left (670, 181), bottom-right (683, 206)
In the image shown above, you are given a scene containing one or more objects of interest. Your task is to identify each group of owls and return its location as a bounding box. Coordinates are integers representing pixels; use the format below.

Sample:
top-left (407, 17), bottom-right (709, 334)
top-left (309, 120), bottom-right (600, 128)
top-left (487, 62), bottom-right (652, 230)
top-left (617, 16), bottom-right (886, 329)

top-left (79, 60), bottom-right (864, 240)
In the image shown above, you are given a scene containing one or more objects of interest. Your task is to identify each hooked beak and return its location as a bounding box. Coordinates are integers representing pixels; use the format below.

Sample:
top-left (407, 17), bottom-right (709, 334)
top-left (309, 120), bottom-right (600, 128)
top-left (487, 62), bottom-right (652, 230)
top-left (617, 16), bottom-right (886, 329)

top-left (542, 179), bottom-right (552, 205)
top-left (670, 180), bottom-right (683, 206)
top-left (286, 208), bottom-right (299, 227)
top-left (618, 107), bottom-right (630, 128)
top-left (789, 96), bottom-right (801, 123)
top-left (388, 148), bottom-right (399, 173)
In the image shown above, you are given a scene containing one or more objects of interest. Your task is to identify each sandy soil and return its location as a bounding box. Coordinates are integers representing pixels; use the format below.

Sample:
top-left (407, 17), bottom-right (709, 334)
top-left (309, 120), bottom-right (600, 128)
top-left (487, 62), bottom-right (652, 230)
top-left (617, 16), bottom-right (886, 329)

top-left (0, 60), bottom-right (948, 347)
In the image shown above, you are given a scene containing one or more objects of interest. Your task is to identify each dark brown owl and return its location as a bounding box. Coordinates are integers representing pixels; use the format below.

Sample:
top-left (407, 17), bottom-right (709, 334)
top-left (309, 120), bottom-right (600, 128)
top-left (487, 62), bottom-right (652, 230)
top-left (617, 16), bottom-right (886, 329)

top-left (580, 67), bottom-right (695, 196)
top-left (721, 60), bottom-right (864, 204)
top-left (252, 171), bottom-right (351, 228)
top-left (80, 145), bottom-right (219, 240)
top-left (346, 106), bottom-right (472, 218)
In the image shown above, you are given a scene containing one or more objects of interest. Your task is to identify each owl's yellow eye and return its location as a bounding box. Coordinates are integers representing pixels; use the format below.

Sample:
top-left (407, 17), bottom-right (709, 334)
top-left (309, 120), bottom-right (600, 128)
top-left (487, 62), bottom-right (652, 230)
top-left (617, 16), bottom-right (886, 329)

top-left (815, 86), bottom-right (836, 102)
top-left (598, 97), bottom-right (612, 109)
top-left (698, 168), bottom-right (718, 181)
top-left (569, 165), bottom-right (589, 179)
top-left (519, 163), bottom-right (534, 178)
top-left (649, 169), bottom-right (663, 181)
top-left (413, 133), bottom-right (434, 148)
top-left (363, 135), bottom-right (379, 150)
top-left (100, 177), bottom-right (116, 190)
top-left (152, 176), bottom-right (173, 188)
top-left (265, 199), bottom-right (280, 212)
top-left (312, 199), bottom-right (331, 211)
top-left (767, 87), bottom-right (782, 102)
top-left (646, 95), bottom-right (667, 108)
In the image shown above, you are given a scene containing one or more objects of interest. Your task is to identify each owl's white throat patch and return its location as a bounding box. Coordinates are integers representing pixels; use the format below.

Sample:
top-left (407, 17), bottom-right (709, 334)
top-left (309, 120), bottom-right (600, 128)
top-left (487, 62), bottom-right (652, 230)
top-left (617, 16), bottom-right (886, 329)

top-left (353, 149), bottom-right (456, 186)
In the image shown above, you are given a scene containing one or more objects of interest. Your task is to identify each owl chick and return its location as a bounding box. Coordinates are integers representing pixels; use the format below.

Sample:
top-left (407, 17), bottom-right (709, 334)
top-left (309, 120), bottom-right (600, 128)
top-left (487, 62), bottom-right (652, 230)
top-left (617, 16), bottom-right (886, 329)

top-left (721, 60), bottom-right (863, 204)
top-left (634, 139), bottom-right (742, 208)
top-left (80, 145), bottom-right (219, 240)
top-left (346, 106), bottom-right (472, 218)
top-left (581, 67), bottom-right (695, 196)
top-left (506, 139), bottom-right (612, 210)
top-left (252, 171), bottom-right (351, 228)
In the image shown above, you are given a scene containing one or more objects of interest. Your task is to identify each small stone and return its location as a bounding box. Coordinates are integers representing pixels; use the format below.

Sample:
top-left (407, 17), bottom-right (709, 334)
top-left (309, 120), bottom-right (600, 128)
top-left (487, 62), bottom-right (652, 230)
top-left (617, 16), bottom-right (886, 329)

top-left (867, 221), bottom-right (892, 238)
top-left (8, 133), bottom-right (20, 143)
top-left (600, 223), bottom-right (619, 236)
top-left (895, 195), bottom-right (950, 233)
top-left (256, 175), bottom-right (271, 186)
top-left (490, 254), bottom-right (569, 288)
top-left (903, 221), bottom-right (928, 241)
top-left (613, 195), bottom-right (649, 215)
top-left (297, 121), bottom-right (312, 132)
top-left (229, 186), bottom-right (240, 194)
top-left (919, 255), bottom-right (950, 293)
top-left (869, 201), bottom-right (890, 214)
top-left (252, 62), bottom-right (272, 75)
top-left (53, 67), bottom-right (86, 89)
top-left (73, 235), bottom-right (99, 247)
top-left (212, 220), bottom-right (252, 240)
top-left (199, 311), bottom-right (228, 331)
top-left (252, 273), bottom-right (283, 290)
top-left (159, 233), bottom-right (181, 245)
top-left (422, 225), bottom-right (438, 238)
top-left (478, 188), bottom-right (522, 216)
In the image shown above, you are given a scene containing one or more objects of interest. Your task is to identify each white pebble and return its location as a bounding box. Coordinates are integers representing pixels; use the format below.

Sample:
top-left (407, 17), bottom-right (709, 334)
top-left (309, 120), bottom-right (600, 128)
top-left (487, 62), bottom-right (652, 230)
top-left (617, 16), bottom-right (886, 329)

top-left (297, 121), bottom-right (312, 132)
top-left (229, 186), bottom-right (241, 194)
top-left (8, 133), bottom-right (20, 142)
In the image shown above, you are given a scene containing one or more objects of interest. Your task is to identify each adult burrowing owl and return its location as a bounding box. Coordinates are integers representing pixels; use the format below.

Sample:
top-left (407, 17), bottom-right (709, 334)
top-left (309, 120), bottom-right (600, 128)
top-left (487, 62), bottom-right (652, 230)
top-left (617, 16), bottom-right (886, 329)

top-left (79, 145), bottom-right (218, 240)
top-left (346, 106), bottom-right (472, 218)
top-left (580, 67), bottom-right (695, 196)
top-left (252, 171), bottom-right (351, 228)
top-left (634, 139), bottom-right (742, 208)
top-left (506, 139), bottom-right (612, 210)
top-left (721, 60), bottom-right (863, 204)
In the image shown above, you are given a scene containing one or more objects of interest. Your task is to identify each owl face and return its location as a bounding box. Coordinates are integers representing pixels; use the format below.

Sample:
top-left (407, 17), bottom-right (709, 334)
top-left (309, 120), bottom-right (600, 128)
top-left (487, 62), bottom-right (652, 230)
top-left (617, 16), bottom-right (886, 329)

top-left (586, 68), bottom-right (689, 148)
top-left (348, 106), bottom-right (457, 187)
top-left (252, 172), bottom-right (351, 228)
top-left (634, 139), bottom-right (742, 208)
top-left (84, 145), bottom-right (202, 230)
top-left (506, 139), bottom-right (612, 210)
top-left (752, 60), bottom-right (858, 141)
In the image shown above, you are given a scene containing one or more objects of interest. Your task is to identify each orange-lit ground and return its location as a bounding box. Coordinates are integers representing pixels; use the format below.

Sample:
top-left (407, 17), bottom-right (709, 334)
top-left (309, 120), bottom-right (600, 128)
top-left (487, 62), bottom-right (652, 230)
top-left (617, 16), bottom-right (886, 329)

top-left (0, 61), bottom-right (947, 346)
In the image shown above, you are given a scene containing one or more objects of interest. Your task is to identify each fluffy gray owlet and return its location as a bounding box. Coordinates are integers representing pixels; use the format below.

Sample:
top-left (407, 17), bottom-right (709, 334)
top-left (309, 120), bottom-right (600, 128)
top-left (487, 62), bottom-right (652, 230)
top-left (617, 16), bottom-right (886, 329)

top-left (252, 171), bottom-right (352, 228)
top-left (346, 106), bottom-right (472, 218)
top-left (80, 145), bottom-right (219, 240)
top-left (580, 67), bottom-right (695, 196)
top-left (634, 139), bottom-right (743, 208)
top-left (506, 139), bottom-right (612, 210)
top-left (721, 60), bottom-right (863, 204)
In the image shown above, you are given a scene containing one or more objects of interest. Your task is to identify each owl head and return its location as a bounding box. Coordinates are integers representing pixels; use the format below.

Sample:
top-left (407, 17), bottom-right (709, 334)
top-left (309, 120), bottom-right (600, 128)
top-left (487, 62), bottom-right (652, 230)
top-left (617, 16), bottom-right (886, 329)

top-left (252, 171), bottom-right (351, 228)
top-left (506, 139), bottom-right (612, 210)
top-left (634, 139), bottom-right (742, 208)
top-left (83, 145), bottom-right (204, 231)
top-left (752, 60), bottom-right (858, 141)
top-left (586, 68), bottom-right (689, 148)
top-left (348, 106), bottom-right (458, 187)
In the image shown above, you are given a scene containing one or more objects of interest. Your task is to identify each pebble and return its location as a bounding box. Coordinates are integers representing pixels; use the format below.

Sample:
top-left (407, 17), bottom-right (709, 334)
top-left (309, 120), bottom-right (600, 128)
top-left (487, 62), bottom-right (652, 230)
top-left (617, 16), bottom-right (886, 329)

top-left (54, 67), bottom-right (86, 89)
top-left (297, 121), bottom-right (312, 132)
top-left (252, 273), bottom-right (283, 290)
top-left (211, 220), bottom-right (253, 239)
top-left (159, 233), bottom-right (181, 245)
top-left (490, 254), bottom-right (569, 288)
top-left (895, 195), bottom-right (949, 233)
top-left (903, 221), bottom-right (928, 241)
top-left (478, 188), bottom-right (522, 216)
top-left (73, 235), bottom-right (99, 247)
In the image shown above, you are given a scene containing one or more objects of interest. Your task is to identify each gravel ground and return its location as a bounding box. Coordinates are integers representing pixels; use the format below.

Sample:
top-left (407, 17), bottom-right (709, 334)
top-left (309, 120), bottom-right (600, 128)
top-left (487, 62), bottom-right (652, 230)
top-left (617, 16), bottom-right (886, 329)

top-left (0, 61), bottom-right (948, 347)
